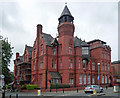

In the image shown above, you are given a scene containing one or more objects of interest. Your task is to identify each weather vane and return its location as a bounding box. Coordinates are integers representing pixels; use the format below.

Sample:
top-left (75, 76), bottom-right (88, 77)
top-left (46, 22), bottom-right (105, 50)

top-left (65, 2), bottom-right (67, 5)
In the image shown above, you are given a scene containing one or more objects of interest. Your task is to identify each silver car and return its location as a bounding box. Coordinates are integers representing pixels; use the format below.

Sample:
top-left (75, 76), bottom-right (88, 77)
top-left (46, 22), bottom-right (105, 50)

top-left (84, 85), bottom-right (103, 93)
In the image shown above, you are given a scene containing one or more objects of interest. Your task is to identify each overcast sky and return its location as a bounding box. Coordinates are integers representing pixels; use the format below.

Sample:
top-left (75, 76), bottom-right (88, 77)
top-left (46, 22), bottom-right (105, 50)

top-left (0, 1), bottom-right (118, 71)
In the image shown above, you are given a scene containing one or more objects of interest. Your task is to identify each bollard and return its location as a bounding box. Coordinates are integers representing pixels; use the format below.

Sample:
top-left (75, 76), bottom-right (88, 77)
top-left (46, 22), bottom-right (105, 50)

top-left (114, 86), bottom-right (117, 92)
top-left (93, 88), bottom-right (97, 94)
top-left (9, 95), bottom-right (11, 98)
top-left (77, 89), bottom-right (78, 93)
top-left (16, 93), bottom-right (18, 98)
top-left (63, 89), bottom-right (64, 93)
top-left (38, 90), bottom-right (41, 96)
top-left (50, 89), bottom-right (51, 92)
top-left (2, 92), bottom-right (5, 98)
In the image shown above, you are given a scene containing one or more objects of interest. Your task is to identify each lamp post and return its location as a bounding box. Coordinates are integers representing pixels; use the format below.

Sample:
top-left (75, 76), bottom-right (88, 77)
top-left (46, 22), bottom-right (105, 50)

top-left (98, 63), bottom-right (100, 93)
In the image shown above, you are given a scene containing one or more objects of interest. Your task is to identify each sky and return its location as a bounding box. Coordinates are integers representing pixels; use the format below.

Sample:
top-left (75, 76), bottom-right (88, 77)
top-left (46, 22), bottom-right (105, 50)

top-left (0, 0), bottom-right (118, 72)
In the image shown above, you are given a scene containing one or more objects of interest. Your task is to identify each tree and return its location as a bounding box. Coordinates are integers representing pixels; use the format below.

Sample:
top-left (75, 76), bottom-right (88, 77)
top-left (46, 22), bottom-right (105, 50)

top-left (2, 38), bottom-right (13, 84)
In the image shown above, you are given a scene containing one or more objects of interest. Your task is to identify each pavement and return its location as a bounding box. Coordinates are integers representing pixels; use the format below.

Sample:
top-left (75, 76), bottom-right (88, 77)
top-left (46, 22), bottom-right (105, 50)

top-left (4, 87), bottom-right (120, 97)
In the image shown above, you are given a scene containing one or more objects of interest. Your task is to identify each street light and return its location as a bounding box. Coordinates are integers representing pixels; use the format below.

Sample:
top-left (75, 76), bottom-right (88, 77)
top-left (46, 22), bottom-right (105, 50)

top-left (98, 63), bottom-right (100, 93)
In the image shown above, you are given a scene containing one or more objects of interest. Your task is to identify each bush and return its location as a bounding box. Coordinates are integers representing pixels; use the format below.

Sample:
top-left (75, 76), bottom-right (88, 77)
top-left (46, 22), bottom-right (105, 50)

top-left (6, 85), bottom-right (11, 90)
top-left (34, 86), bottom-right (40, 90)
top-left (21, 84), bottom-right (27, 90)
top-left (26, 84), bottom-right (40, 90)
top-left (50, 84), bottom-right (70, 89)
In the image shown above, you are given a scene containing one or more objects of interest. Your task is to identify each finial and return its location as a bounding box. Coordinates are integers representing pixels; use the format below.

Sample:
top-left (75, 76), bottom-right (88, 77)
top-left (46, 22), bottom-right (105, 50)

top-left (65, 2), bottom-right (67, 5)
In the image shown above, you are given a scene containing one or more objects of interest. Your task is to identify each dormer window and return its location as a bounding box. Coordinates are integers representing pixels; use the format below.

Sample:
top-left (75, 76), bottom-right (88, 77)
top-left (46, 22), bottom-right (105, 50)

top-left (82, 47), bottom-right (89, 55)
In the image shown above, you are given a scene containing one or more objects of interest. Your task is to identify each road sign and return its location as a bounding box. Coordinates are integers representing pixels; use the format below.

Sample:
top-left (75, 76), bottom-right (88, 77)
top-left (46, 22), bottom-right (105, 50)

top-left (98, 76), bottom-right (99, 80)
top-left (1, 75), bottom-right (5, 79)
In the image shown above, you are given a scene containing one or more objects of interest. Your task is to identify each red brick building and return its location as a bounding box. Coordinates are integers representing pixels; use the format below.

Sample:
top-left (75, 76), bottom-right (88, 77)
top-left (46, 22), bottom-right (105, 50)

top-left (14, 45), bottom-right (32, 85)
top-left (111, 60), bottom-right (120, 83)
top-left (14, 5), bottom-right (113, 89)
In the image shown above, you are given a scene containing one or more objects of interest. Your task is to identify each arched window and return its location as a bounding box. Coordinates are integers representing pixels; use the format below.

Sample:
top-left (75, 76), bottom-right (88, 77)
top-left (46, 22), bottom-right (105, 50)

top-left (83, 60), bottom-right (85, 69)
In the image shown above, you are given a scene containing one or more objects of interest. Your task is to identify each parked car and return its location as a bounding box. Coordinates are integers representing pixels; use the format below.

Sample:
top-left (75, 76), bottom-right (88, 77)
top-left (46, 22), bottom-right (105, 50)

top-left (84, 85), bottom-right (103, 93)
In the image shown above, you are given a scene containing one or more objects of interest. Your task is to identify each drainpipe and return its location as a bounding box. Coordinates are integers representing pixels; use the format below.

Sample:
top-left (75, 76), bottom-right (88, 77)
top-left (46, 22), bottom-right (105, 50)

top-left (74, 47), bottom-right (76, 87)
top-left (57, 42), bottom-right (59, 72)
top-left (46, 45), bottom-right (48, 89)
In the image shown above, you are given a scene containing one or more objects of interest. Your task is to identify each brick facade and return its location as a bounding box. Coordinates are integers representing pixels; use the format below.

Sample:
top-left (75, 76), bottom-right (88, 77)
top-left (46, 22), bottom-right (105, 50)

top-left (14, 5), bottom-right (113, 90)
top-left (111, 60), bottom-right (120, 83)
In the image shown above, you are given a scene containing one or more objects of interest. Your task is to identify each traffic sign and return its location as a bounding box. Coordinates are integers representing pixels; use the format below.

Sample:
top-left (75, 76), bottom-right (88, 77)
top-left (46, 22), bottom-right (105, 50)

top-left (1, 75), bottom-right (5, 79)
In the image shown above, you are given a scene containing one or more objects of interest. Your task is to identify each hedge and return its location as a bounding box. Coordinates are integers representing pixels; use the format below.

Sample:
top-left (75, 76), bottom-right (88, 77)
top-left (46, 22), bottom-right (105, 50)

top-left (25, 84), bottom-right (40, 90)
top-left (50, 84), bottom-right (70, 89)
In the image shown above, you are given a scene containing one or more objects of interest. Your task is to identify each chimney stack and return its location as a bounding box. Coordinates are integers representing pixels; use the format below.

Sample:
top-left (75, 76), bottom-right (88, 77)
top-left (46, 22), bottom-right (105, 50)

top-left (37, 24), bottom-right (42, 37)
top-left (16, 52), bottom-right (19, 59)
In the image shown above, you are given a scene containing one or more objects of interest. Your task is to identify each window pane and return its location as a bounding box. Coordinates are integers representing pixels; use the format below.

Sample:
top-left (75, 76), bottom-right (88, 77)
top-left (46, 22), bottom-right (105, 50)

top-left (83, 60), bottom-right (85, 68)
top-left (88, 75), bottom-right (90, 84)
top-left (82, 47), bottom-right (89, 55)
top-left (102, 75), bottom-right (104, 84)
top-left (69, 47), bottom-right (72, 54)
top-left (79, 59), bottom-right (80, 68)
top-left (79, 74), bottom-right (82, 84)
top-left (53, 48), bottom-right (56, 55)
top-left (84, 74), bottom-right (86, 84)
top-left (92, 76), bottom-right (95, 84)
top-left (69, 59), bottom-right (72, 68)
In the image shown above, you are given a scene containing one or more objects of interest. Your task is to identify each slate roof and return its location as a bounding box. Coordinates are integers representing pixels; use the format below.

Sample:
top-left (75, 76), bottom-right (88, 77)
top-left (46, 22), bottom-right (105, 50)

top-left (81, 40), bottom-right (89, 46)
top-left (49, 72), bottom-right (62, 79)
top-left (26, 46), bottom-right (33, 57)
top-left (41, 33), bottom-right (89, 47)
top-left (51, 38), bottom-right (58, 46)
top-left (41, 33), bottom-right (54, 46)
top-left (111, 60), bottom-right (120, 64)
top-left (60, 5), bottom-right (73, 18)
top-left (87, 39), bottom-right (106, 44)
top-left (74, 36), bottom-right (89, 47)
top-left (74, 36), bottom-right (82, 47)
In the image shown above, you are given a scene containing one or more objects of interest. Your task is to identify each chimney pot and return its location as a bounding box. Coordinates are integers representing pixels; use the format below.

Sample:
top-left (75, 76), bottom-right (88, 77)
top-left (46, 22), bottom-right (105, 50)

top-left (16, 52), bottom-right (19, 59)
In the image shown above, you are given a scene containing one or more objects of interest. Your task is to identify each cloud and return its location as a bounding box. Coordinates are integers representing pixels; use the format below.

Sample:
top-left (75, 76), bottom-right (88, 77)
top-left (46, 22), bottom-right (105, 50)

top-left (0, 2), bottom-right (118, 71)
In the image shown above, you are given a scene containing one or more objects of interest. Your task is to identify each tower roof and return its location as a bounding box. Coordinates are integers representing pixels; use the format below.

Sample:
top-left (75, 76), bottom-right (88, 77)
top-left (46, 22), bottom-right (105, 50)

top-left (60, 5), bottom-right (73, 18)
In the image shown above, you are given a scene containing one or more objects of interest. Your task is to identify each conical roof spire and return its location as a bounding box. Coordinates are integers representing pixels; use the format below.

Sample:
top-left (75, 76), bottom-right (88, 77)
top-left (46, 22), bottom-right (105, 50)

top-left (58, 5), bottom-right (74, 24)
top-left (60, 5), bottom-right (73, 17)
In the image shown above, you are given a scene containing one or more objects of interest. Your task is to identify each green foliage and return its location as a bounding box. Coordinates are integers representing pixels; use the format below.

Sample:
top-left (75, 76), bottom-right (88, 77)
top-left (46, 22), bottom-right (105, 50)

top-left (2, 38), bottom-right (13, 84)
top-left (21, 84), bottom-right (27, 90)
top-left (26, 84), bottom-right (40, 90)
top-left (6, 84), bottom-right (11, 90)
top-left (50, 84), bottom-right (70, 89)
